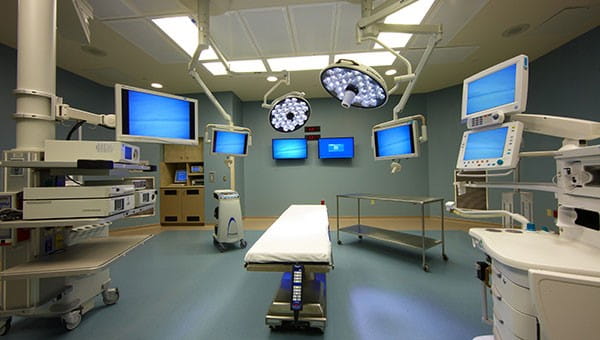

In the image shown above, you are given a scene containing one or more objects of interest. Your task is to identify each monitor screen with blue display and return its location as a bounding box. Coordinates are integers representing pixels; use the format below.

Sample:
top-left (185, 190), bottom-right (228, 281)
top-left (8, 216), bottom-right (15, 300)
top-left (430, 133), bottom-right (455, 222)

top-left (174, 169), bottom-right (187, 183)
top-left (373, 122), bottom-right (418, 160)
top-left (272, 138), bottom-right (307, 160)
top-left (318, 137), bottom-right (354, 159)
top-left (116, 84), bottom-right (198, 145)
top-left (461, 55), bottom-right (528, 121)
top-left (212, 130), bottom-right (249, 156)
top-left (463, 126), bottom-right (508, 160)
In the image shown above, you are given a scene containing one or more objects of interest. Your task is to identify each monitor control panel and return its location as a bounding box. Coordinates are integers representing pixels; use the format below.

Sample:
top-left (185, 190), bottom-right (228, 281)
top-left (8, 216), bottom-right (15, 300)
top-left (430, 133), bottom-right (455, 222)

top-left (467, 112), bottom-right (505, 129)
top-left (457, 121), bottom-right (524, 171)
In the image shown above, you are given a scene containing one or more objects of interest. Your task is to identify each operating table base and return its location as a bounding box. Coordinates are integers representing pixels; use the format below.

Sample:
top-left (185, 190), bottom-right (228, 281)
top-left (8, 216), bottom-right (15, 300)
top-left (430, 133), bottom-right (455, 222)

top-left (266, 272), bottom-right (327, 332)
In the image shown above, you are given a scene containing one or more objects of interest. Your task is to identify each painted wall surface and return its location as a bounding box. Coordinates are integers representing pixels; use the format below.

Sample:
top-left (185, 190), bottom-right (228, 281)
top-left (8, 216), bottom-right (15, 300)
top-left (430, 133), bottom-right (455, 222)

top-left (241, 95), bottom-right (430, 218)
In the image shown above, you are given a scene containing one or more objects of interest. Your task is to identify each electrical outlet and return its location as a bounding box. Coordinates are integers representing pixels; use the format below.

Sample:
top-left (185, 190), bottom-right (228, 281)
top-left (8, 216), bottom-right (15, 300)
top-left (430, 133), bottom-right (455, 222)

top-left (209, 171), bottom-right (215, 183)
top-left (546, 209), bottom-right (553, 217)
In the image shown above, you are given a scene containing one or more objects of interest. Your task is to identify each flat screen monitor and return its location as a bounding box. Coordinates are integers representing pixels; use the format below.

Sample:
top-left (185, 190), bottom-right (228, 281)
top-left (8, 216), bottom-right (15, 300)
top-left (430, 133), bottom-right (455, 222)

top-left (318, 137), bottom-right (354, 159)
top-left (174, 169), bottom-right (187, 183)
top-left (461, 54), bottom-right (528, 121)
top-left (272, 138), bottom-right (307, 160)
top-left (211, 129), bottom-right (249, 157)
top-left (372, 120), bottom-right (419, 160)
top-left (116, 84), bottom-right (198, 145)
top-left (456, 121), bottom-right (524, 171)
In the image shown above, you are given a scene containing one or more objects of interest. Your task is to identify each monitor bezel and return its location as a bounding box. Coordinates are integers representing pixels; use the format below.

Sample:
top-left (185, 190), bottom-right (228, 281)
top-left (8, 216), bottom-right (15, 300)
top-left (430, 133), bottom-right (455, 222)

top-left (318, 137), bottom-right (355, 159)
top-left (210, 128), bottom-right (250, 157)
top-left (173, 169), bottom-right (188, 183)
top-left (115, 84), bottom-right (199, 146)
top-left (272, 138), bottom-right (308, 160)
top-left (372, 120), bottom-right (420, 161)
top-left (460, 54), bottom-right (528, 122)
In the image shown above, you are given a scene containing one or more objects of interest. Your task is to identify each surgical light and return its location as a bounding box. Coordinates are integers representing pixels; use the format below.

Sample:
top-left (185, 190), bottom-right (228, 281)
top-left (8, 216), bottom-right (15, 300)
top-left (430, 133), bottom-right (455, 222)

top-left (268, 95), bottom-right (311, 133)
top-left (320, 59), bottom-right (388, 109)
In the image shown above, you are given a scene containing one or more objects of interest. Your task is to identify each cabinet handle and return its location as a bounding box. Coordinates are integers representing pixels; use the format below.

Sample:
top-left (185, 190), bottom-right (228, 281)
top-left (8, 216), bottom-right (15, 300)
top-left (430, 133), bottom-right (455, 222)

top-left (495, 295), bottom-right (502, 301)
top-left (498, 319), bottom-right (504, 325)
top-left (164, 190), bottom-right (177, 195)
top-left (187, 189), bottom-right (200, 195)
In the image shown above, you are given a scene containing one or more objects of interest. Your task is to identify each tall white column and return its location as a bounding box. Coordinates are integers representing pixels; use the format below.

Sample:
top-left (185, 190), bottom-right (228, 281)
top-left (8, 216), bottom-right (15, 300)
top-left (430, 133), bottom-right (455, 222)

top-left (15, 0), bottom-right (56, 151)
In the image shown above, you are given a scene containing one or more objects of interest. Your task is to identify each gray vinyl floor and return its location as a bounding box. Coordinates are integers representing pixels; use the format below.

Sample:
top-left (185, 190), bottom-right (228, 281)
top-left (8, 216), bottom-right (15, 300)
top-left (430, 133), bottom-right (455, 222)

top-left (5, 230), bottom-right (492, 339)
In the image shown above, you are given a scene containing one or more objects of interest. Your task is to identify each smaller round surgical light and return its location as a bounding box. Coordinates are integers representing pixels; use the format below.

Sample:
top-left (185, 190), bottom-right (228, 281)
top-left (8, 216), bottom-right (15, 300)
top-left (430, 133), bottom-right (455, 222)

top-left (385, 69), bottom-right (397, 76)
top-left (269, 95), bottom-right (311, 133)
top-left (319, 59), bottom-right (388, 109)
top-left (150, 82), bottom-right (163, 89)
top-left (266, 76), bottom-right (278, 82)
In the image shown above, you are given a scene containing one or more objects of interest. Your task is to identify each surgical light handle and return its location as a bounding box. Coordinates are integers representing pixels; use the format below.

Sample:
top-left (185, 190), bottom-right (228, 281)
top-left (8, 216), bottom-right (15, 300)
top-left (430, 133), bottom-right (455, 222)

top-left (445, 201), bottom-right (530, 229)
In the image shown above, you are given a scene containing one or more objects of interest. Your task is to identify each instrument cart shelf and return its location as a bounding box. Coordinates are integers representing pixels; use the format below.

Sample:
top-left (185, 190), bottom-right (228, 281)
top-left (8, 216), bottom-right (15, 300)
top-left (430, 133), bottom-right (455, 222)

top-left (336, 193), bottom-right (447, 271)
top-left (0, 235), bottom-right (152, 280)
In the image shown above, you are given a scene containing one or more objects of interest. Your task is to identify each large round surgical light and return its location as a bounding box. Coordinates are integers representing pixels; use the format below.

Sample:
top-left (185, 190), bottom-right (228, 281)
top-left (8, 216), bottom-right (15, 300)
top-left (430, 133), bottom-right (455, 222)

top-left (269, 95), bottom-right (311, 133)
top-left (320, 59), bottom-right (388, 109)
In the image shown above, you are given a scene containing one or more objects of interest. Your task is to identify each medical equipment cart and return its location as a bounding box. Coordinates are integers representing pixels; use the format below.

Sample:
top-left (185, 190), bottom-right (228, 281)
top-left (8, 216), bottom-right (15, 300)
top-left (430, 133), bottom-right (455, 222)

top-left (336, 193), bottom-right (447, 271)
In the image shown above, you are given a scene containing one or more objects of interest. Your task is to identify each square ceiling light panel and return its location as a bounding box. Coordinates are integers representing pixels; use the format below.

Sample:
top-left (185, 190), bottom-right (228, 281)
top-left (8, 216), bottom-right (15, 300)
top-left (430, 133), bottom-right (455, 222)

top-left (152, 16), bottom-right (217, 60)
top-left (377, 0), bottom-right (436, 48)
top-left (203, 62), bottom-right (228, 76)
top-left (334, 52), bottom-right (396, 66)
top-left (229, 59), bottom-right (267, 73)
top-left (267, 55), bottom-right (330, 72)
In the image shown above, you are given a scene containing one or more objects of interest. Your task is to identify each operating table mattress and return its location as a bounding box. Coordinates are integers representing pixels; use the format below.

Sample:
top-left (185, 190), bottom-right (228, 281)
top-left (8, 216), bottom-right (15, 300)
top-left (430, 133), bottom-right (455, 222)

top-left (244, 205), bottom-right (331, 264)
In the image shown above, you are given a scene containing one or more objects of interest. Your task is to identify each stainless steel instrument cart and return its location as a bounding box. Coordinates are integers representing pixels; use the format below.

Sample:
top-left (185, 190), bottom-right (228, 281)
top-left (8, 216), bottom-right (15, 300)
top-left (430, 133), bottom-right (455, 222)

top-left (336, 193), bottom-right (447, 271)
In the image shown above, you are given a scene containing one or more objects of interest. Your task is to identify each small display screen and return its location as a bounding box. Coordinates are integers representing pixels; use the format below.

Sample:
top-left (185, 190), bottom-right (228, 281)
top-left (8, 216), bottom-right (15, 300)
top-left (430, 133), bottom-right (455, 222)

top-left (466, 64), bottom-right (516, 116)
top-left (272, 138), bottom-right (307, 160)
top-left (212, 130), bottom-right (249, 156)
top-left (174, 170), bottom-right (187, 183)
top-left (318, 137), bottom-right (354, 159)
top-left (190, 165), bottom-right (202, 173)
top-left (374, 123), bottom-right (415, 158)
top-left (463, 127), bottom-right (508, 160)
top-left (121, 89), bottom-right (195, 140)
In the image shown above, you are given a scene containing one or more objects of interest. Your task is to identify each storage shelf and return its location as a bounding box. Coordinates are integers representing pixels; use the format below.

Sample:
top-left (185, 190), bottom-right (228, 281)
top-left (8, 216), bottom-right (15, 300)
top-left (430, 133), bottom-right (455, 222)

top-left (0, 204), bottom-right (154, 229)
top-left (341, 224), bottom-right (442, 250)
top-left (0, 235), bottom-right (153, 279)
top-left (0, 160), bottom-right (155, 177)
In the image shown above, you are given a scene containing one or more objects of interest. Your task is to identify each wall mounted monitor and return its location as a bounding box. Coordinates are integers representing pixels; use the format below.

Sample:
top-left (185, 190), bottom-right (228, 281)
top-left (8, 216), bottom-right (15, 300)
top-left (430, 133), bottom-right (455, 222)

top-left (461, 54), bottom-right (528, 122)
top-left (456, 121), bottom-right (524, 171)
top-left (372, 120), bottom-right (419, 160)
top-left (318, 137), bottom-right (354, 159)
top-left (211, 128), bottom-right (249, 157)
top-left (272, 138), bottom-right (307, 160)
top-left (115, 84), bottom-right (198, 145)
top-left (174, 169), bottom-right (187, 183)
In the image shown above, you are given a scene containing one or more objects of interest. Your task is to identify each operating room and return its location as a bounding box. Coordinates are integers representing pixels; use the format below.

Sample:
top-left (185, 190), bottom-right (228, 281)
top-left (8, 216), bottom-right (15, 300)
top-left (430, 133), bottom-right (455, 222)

top-left (0, 0), bottom-right (599, 339)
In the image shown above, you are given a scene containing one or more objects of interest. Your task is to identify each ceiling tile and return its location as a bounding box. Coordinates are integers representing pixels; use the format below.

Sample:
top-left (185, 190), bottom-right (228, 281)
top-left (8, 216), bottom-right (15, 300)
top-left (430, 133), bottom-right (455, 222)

top-left (87, 0), bottom-right (138, 19)
top-left (124, 0), bottom-right (188, 16)
top-left (239, 8), bottom-right (294, 56)
top-left (288, 3), bottom-right (336, 54)
top-left (210, 12), bottom-right (259, 60)
top-left (334, 2), bottom-right (372, 53)
top-left (105, 19), bottom-right (189, 64)
top-left (399, 46), bottom-right (479, 65)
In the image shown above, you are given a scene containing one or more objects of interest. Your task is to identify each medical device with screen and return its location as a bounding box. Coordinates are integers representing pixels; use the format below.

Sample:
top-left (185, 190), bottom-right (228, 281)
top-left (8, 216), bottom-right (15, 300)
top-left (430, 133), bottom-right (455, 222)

top-left (318, 137), bottom-right (354, 159)
top-left (174, 169), bottom-right (187, 183)
top-left (461, 55), bottom-right (528, 124)
top-left (456, 121), bottom-right (524, 171)
top-left (115, 84), bottom-right (199, 145)
top-left (211, 129), bottom-right (249, 157)
top-left (372, 121), bottom-right (419, 160)
top-left (272, 138), bottom-right (307, 160)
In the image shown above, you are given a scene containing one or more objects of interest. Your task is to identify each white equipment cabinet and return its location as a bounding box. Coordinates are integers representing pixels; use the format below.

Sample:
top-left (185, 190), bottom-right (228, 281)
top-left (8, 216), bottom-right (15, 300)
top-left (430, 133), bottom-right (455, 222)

top-left (212, 190), bottom-right (247, 252)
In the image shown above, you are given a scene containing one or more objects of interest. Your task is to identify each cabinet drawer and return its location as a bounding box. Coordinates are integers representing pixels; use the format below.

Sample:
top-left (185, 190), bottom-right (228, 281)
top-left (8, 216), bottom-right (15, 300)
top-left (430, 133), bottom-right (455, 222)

top-left (493, 261), bottom-right (529, 287)
top-left (492, 270), bottom-right (535, 316)
top-left (493, 293), bottom-right (538, 340)
top-left (494, 318), bottom-right (521, 340)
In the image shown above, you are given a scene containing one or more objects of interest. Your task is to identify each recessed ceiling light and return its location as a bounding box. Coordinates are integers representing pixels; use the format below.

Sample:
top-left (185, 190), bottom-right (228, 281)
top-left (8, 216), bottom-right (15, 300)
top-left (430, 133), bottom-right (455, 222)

top-left (385, 69), bottom-right (397, 76)
top-left (229, 59), bottom-right (266, 73)
top-left (376, 0), bottom-right (435, 48)
top-left (334, 52), bottom-right (396, 66)
top-left (267, 55), bottom-right (329, 72)
top-left (150, 82), bottom-right (163, 89)
top-left (203, 62), bottom-right (228, 76)
top-left (152, 16), bottom-right (217, 60)
top-left (267, 76), bottom-right (278, 82)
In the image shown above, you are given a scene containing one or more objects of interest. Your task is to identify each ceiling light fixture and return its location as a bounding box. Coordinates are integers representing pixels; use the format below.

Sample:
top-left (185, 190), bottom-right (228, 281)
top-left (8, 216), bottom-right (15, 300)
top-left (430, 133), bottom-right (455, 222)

top-left (228, 59), bottom-right (266, 73)
top-left (267, 55), bottom-right (329, 72)
top-left (333, 52), bottom-right (396, 67)
top-left (376, 0), bottom-right (436, 48)
top-left (150, 82), bottom-right (163, 89)
top-left (385, 69), bottom-right (397, 76)
top-left (320, 59), bottom-right (388, 109)
top-left (152, 16), bottom-right (217, 60)
top-left (266, 76), bottom-right (278, 82)
top-left (262, 72), bottom-right (311, 133)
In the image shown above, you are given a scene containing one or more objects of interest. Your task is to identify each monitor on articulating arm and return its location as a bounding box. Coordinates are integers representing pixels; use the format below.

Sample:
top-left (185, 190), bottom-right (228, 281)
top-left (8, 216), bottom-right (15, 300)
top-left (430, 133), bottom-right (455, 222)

top-left (462, 55), bottom-right (529, 129)
top-left (372, 120), bottom-right (420, 161)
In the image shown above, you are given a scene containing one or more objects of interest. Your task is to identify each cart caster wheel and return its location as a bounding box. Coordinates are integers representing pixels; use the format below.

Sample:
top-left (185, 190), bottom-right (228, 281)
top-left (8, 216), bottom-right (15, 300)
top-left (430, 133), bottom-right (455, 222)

top-left (62, 310), bottom-right (82, 331)
top-left (358, 235), bottom-right (363, 240)
top-left (213, 238), bottom-right (218, 245)
top-left (423, 264), bottom-right (430, 272)
top-left (102, 287), bottom-right (120, 305)
top-left (0, 317), bottom-right (11, 336)
top-left (337, 240), bottom-right (342, 245)
top-left (443, 254), bottom-right (448, 261)
top-left (240, 239), bottom-right (247, 249)
top-left (217, 243), bottom-right (225, 252)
